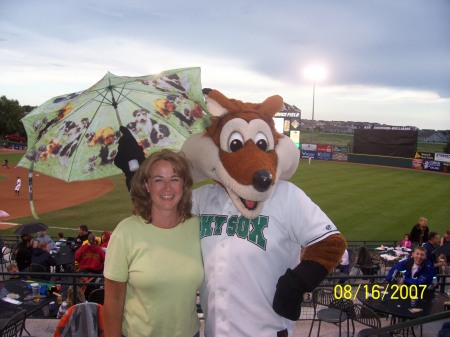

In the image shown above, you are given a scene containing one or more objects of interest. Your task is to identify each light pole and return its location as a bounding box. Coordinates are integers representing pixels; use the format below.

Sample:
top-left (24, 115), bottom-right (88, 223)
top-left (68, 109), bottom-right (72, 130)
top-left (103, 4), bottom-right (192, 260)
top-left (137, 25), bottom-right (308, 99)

top-left (304, 64), bottom-right (326, 143)
top-left (312, 80), bottom-right (316, 123)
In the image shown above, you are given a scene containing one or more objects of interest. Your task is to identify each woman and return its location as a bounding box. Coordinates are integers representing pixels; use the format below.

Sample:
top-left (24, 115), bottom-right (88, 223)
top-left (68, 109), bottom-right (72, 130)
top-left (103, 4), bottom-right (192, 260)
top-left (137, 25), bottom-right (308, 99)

top-left (99, 230), bottom-right (110, 248)
top-left (31, 241), bottom-right (56, 273)
top-left (75, 233), bottom-right (105, 273)
top-left (15, 234), bottom-right (34, 271)
top-left (104, 149), bottom-right (204, 337)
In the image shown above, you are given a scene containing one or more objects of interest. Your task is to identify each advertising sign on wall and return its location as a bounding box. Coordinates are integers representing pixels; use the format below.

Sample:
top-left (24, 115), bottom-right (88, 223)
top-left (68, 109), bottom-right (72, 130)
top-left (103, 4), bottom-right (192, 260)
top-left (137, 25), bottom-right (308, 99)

top-left (435, 153), bottom-right (450, 163)
top-left (442, 162), bottom-right (450, 173)
top-left (412, 159), bottom-right (423, 170)
top-left (301, 144), bottom-right (317, 151)
top-left (414, 152), bottom-right (434, 160)
top-left (333, 153), bottom-right (348, 161)
top-left (316, 152), bottom-right (332, 160)
top-left (317, 144), bottom-right (332, 152)
top-left (422, 160), bottom-right (442, 172)
top-left (290, 130), bottom-right (300, 148)
top-left (300, 150), bottom-right (316, 158)
top-left (333, 146), bottom-right (349, 153)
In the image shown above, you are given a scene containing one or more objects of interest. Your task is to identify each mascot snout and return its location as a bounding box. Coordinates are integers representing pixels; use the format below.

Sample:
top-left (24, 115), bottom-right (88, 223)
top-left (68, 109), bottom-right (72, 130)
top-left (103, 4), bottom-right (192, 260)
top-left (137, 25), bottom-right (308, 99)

top-left (253, 169), bottom-right (272, 192)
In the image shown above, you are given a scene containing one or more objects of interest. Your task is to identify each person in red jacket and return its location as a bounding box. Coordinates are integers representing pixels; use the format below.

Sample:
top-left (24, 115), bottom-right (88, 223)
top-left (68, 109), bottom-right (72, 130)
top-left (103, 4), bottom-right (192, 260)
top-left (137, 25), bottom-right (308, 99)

top-left (75, 234), bottom-right (105, 273)
top-left (99, 230), bottom-right (110, 248)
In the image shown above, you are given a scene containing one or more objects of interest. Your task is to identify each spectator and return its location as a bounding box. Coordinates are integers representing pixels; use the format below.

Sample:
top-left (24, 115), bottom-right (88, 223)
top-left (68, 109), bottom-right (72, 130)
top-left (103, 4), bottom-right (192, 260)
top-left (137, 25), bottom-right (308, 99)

top-left (357, 245), bottom-right (379, 277)
top-left (104, 149), bottom-right (203, 337)
top-left (55, 232), bottom-right (67, 247)
top-left (409, 216), bottom-right (429, 245)
top-left (399, 233), bottom-right (412, 249)
top-left (99, 230), bottom-right (110, 248)
top-left (75, 234), bottom-right (105, 273)
top-left (386, 246), bottom-right (436, 286)
top-left (56, 286), bottom-right (86, 319)
top-left (36, 230), bottom-right (56, 250)
top-left (440, 230), bottom-right (450, 262)
top-left (15, 234), bottom-right (34, 271)
top-left (336, 249), bottom-right (350, 283)
top-left (6, 263), bottom-right (25, 279)
top-left (32, 241), bottom-right (57, 273)
top-left (75, 224), bottom-right (92, 245)
top-left (423, 232), bottom-right (448, 274)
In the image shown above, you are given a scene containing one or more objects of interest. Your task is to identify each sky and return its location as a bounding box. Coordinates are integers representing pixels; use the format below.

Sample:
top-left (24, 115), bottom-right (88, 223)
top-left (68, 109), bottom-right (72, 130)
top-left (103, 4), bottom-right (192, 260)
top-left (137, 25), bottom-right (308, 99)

top-left (0, 0), bottom-right (449, 130)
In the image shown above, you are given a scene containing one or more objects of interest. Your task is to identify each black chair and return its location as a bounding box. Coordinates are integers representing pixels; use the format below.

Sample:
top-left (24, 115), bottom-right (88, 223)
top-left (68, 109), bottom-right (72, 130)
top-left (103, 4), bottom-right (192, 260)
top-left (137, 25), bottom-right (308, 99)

top-left (87, 288), bottom-right (104, 305)
top-left (23, 263), bottom-right (51, 281)
top-left (352, 304), bottom-right (381, 329)
top-left (308, 288), bottom-right (352, 337)
top-left (0, 309), bottom-right (27, 337)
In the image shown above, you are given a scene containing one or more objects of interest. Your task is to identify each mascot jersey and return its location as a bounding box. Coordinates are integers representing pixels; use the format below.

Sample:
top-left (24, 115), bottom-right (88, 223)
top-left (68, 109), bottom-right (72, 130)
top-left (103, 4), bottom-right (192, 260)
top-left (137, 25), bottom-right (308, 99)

top-left (193, 181), bottom-right (340, 337)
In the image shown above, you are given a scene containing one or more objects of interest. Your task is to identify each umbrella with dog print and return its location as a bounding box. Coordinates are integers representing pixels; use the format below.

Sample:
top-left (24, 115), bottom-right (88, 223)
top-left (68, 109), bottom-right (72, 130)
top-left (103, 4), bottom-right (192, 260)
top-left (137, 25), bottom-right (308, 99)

top-left (17, 67), bottom-right (208, 183)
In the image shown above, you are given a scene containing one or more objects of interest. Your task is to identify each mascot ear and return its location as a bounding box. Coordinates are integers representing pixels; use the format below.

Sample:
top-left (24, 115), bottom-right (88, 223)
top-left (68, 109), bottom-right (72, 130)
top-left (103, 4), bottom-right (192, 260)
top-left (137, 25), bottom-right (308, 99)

top-left (203, 88), bottom-right (229, 117)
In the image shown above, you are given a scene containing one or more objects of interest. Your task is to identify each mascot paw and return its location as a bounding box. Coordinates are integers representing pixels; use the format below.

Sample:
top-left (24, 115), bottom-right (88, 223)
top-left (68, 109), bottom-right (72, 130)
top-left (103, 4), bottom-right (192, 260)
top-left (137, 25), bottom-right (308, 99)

top-left (273, 268), bottom-right (303, 321)
top-left (114, 126), bottom-right (145, 190)
top-left (273, 261), bottom-right (329, 321)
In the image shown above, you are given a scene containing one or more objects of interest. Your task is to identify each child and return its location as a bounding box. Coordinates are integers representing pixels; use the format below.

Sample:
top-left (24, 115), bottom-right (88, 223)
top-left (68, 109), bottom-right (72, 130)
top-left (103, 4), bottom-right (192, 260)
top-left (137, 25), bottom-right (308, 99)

top-left (6, 263), bottom-right (24, 279)
top-left (400, 233), bottom-right (412, 248)
top-left (56, 286), bottom-right (86, 318)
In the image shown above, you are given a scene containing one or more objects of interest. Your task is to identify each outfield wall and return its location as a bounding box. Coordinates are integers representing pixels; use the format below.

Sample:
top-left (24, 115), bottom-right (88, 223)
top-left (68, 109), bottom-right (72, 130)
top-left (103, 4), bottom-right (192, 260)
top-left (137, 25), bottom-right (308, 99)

top-left (300, 143), bottom-right (450, 173)
top-left (347, 153), bottom-right (412, 168)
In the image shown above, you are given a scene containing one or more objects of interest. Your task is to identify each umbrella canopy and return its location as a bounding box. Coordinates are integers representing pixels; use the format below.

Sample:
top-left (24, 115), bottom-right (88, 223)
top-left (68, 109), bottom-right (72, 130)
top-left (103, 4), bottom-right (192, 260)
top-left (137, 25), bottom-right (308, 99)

top-left (18, 67), bottom-right (208, 182)
top-left (14, 222), bottom-right (48, 235)
top-left (0, 210), bottom-right (10, 218)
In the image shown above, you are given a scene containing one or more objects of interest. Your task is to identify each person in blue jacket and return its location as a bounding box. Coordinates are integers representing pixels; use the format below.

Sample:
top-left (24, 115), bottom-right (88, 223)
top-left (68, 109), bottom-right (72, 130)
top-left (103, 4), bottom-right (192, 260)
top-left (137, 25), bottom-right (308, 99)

top-left (386, 246), bottom-right (436, 286)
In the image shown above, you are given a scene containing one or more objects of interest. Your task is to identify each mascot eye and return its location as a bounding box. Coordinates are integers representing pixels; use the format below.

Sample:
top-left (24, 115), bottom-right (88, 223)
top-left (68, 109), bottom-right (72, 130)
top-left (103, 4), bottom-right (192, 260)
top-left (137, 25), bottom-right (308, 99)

top-left (228, 132), bottom-right (244, 152)
top-left (254, 132), bottom-right (268, 151)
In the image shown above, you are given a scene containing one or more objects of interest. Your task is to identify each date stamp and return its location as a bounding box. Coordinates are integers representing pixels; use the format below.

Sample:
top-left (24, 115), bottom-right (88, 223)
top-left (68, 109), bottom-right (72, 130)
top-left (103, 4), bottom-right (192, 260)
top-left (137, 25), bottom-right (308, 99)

top-left (333, 284), bottom-right (428, 301)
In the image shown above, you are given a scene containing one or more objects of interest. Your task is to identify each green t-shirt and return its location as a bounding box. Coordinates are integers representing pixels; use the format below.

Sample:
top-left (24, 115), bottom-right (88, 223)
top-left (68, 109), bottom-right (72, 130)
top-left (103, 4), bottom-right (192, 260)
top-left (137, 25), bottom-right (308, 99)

top-left (104, 215), bottom-right (204, 337)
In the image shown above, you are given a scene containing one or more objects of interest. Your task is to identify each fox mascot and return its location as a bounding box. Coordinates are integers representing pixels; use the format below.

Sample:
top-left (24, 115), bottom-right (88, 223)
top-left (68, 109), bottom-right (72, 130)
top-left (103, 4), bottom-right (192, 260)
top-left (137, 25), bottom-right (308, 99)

top-left (114, 88), bottom-right (346, 337)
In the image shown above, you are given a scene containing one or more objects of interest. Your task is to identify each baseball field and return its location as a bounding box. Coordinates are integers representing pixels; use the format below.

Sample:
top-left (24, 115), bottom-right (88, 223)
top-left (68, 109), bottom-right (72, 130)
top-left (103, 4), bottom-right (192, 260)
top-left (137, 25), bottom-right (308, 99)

top-left (1, 149), bottom-right (449, 241)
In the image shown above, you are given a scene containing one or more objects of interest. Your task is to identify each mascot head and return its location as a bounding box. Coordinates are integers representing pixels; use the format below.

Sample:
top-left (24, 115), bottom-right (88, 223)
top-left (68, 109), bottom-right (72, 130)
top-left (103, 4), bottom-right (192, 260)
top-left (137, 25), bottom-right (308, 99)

top-left (182, 89), bottom-right (299, 219)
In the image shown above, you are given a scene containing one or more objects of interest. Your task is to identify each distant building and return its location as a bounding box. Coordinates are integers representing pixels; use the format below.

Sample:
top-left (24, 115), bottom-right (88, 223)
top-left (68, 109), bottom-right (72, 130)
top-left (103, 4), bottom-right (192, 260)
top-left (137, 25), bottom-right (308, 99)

top-left (418, 130), bottom-right (448, 143)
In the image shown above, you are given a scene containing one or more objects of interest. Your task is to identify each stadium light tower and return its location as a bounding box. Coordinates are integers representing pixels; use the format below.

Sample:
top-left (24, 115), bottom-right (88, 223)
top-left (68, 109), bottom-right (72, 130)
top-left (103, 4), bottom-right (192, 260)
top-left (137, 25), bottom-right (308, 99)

top-left (303, 64), bottom-right (327, 123)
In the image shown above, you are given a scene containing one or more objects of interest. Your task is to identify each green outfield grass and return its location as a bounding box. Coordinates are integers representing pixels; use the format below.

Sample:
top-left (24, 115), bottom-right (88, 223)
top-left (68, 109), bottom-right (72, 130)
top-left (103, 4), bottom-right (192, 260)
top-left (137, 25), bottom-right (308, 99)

top-left (1, 152), bottom-right (449, 242)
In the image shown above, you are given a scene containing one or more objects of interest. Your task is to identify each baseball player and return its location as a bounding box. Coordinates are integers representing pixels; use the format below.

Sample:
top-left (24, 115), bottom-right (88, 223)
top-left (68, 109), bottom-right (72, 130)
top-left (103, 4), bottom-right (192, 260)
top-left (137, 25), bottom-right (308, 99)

top-left (14, 176), bottom-right (21, 195)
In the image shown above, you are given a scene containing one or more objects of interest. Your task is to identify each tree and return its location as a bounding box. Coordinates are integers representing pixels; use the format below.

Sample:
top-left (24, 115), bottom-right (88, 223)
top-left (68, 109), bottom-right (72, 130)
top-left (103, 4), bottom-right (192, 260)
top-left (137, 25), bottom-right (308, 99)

top-left (444, 138), bottom-right (450, 154)
top-left (0, 96), bottom-right (29, 136)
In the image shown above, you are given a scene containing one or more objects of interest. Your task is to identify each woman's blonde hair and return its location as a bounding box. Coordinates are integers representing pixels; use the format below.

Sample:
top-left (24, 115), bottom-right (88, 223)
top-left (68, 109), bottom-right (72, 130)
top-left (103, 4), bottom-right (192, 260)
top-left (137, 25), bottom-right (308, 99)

top-left (130, 149), bottom-right (193, 223)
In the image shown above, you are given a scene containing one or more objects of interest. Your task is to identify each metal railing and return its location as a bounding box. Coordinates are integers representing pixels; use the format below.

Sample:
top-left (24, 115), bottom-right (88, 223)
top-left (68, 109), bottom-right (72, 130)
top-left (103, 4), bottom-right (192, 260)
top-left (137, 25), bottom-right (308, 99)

top-left (0, 271), bottom-right (104, 306)
top-left (357, 311), bottom-right (450, 337)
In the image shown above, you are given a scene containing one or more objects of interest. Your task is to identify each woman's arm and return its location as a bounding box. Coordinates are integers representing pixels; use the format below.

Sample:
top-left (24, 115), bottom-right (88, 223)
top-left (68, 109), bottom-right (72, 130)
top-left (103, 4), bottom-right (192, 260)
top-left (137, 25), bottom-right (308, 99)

top-left (104, 278), bottom-right (127, 337)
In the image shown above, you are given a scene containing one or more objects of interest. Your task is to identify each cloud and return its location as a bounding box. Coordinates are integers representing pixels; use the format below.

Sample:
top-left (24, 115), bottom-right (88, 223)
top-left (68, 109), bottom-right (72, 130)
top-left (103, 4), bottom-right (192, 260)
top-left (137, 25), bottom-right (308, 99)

top-left (0, 0), bottom-right (449, 129)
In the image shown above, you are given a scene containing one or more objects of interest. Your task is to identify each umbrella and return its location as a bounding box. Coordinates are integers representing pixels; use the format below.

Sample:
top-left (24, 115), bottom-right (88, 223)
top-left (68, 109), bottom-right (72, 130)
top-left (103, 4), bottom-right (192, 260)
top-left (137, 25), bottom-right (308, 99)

top-left (17, 67), bottom-right (208, 182)
top-left (0, 210), bottom-right (10, 218)
top-left (14, 222), bottom-right (48, 235)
